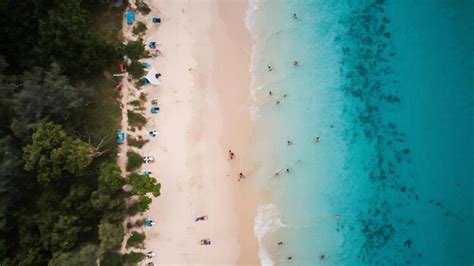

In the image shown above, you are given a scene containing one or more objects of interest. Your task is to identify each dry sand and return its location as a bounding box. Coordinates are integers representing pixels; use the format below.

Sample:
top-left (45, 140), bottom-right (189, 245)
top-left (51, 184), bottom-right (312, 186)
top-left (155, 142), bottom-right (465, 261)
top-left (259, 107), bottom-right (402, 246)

top-left (140, 0), bottom-right (259, 265)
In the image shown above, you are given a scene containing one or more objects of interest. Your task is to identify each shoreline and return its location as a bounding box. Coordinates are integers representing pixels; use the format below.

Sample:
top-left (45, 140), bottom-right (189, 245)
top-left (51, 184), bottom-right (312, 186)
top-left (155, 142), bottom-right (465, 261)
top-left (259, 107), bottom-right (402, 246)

top-left (141, 0), bottom-right (259, 264)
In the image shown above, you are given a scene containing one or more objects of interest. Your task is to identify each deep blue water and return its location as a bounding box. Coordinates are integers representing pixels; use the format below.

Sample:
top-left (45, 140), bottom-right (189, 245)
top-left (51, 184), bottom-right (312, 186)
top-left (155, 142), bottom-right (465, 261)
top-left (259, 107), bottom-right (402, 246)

top-left (247, 0), bottom-right (473, 265)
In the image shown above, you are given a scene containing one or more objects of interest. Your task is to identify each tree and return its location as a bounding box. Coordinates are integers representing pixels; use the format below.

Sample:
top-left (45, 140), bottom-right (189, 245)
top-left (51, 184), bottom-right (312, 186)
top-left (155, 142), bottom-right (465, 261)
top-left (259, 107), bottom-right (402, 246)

top-left (98, 222), bottom-right (124, 254)
top-left (22, 122), bottom-right (94, 183)
top-left (49, 244), bottom-right (98, 266)
top-left (97, 163), bottom-right (126, 193)
top-left (128, 173), bottom-right (161, 212)
top-left (11, 64), bottom-right (93, 139)
top-left (33, 0), bottom-right (117, 77)
top-left (129, 173), bottom-right (161, 197)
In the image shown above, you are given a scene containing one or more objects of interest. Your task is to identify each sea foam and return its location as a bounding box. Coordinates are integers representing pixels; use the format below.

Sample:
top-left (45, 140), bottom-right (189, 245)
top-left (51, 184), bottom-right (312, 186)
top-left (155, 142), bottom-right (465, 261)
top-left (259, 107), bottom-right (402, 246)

top-left (254, 203), bottom-right (286, 266)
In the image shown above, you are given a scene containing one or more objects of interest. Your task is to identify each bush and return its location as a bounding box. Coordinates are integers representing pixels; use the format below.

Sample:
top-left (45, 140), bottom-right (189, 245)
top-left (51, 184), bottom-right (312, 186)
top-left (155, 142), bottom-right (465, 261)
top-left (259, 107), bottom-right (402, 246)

top-left (127, 135), bottom-right (149, 148)
top-left (101, 252), bottom-right (123, 266)
top-left (123, 252), bottom-right (146, 265)
top-left (132, 22), bottom-right (147, 35)
top-left (136, 1), bottom-right (151, 15)
top-left (126, 151), bottom-right (143, 172)
top-left (128, 60), bottom-right (145, 79)
top-left (127, 110), bottom-right (147, 129)
top-left (126, 231), bottom-right (146, 248)
top-left (122, 40), bottom-right (145, 60)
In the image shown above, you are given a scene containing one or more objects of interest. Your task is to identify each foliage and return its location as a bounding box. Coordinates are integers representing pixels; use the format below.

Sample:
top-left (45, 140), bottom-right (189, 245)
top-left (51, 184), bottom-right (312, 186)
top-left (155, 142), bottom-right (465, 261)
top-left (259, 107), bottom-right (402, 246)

top-left (48, 244), bottom-right (98, 266)
top-left (98, 222), bottom-right (124, 254)
top-left (22, 122), bottom-right (94, 183)
top-left (126, 231), bottom-right (146, 248)
top-left (126, 151), bottom-right (143, 172)
top-left (136, 1), bottom-right (151, 15)
top-left (33, 1), bottom-right (117, 77)
top-left (128, 173), bottom-right (161, 212)
top-left (133, 22), bottom-right (147, 35)
top-left (122, 252), bottom-right (146, 265)
top-left (11, 64), bottom-right (93, 139)
top-left (100, 251), bottom-right (123, 266)
top-left (128, 60), bottom-right (145, 79)
top-left (122, 40), bottom-right (145, 60)
top-left (127, 110), bottom-right (147, 129)
top-left (127, 135), bottom-right (149, 148)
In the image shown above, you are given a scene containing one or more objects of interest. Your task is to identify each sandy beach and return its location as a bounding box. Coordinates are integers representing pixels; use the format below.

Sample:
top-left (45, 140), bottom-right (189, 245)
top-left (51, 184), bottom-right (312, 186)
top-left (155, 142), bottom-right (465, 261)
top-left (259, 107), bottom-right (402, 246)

top-left (139, 0), bottom-right (259, 265)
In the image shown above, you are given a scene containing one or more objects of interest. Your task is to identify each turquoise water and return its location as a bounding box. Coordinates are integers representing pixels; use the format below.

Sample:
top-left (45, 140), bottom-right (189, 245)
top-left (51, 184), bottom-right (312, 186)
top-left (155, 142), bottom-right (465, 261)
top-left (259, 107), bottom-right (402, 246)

top-left (247, 0), bottom-right (473, 265)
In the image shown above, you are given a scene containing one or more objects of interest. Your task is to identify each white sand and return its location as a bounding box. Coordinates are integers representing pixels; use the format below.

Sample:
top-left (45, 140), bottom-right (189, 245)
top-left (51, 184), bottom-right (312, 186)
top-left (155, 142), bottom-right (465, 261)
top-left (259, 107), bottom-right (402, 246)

top-left (138, 0), bottom-right (259, 265)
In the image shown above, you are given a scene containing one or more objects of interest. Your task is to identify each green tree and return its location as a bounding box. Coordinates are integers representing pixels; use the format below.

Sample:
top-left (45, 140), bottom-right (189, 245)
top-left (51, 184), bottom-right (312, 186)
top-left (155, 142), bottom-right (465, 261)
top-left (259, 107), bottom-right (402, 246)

top-left (11, 64), bottom-right (93, 139)
top-left (98, 222), bottom-right (124, 254)
top-left (33, 0), bottom-right (117, 77)
top-left (49, 244), bottom-right (98, 266)
top-left (128, 173), bottom-right (161, 212)
top-left (22, 122), bottom-right (94, 183)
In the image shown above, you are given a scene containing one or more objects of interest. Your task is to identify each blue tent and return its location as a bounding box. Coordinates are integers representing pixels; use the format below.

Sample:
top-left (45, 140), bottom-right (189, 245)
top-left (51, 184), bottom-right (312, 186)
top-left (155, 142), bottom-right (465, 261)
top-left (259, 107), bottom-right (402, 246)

top-left (125, 11), bottom-right (135, 25)
top-left (117, 129), bottom-right (125, 144)
top-left (142, 62), bottom-right (151, 68)
top-left (151, 107), bottom-right (159, 113)
top-left (149, 41), bottom-right (156, 49)
top-left (152, 17), bottom-right (161, 23)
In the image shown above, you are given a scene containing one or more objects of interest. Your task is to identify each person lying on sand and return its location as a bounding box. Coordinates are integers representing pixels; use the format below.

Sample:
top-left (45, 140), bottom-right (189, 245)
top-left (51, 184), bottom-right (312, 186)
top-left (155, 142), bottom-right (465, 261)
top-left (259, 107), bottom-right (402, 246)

top-left (238, 172), bottom-right (245, 181)
top-left (200, 239), bottom-right (211, 245)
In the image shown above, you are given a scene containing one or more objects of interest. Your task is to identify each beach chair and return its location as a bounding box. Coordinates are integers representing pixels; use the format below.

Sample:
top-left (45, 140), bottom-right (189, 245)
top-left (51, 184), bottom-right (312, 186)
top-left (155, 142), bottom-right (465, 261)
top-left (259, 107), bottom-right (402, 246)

top-left (145, 219), bottom-right (155, 227)
top-left (151, 107), bottom-right (159, 113)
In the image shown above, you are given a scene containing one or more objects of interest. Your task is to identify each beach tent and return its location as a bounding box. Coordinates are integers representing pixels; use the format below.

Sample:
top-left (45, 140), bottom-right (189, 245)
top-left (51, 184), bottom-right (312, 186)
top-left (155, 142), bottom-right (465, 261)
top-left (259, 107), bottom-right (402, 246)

top-left (149, 41), bottom-right (157, 49)
top-left (152, 17), bottom-right (161, 23)
top-left (142, 62), bottom-right (151, 69)
top-left (117, 129), bottom-right (125, 144)
top-left (144, 67), bottom-right (161, 85)
top-left (125, 11), bottom-right (135, 25)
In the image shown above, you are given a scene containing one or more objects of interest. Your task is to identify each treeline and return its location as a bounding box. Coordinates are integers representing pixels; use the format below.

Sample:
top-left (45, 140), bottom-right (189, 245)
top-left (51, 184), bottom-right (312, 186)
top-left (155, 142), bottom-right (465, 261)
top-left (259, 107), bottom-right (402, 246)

top-left (0, 0), bottom-right (157, 265)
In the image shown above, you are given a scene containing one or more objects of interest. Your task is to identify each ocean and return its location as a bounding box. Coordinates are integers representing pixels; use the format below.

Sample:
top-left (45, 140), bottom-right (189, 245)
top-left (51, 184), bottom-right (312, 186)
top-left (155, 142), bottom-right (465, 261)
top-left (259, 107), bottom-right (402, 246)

top-left (246, 0), bottom-right (474, 265)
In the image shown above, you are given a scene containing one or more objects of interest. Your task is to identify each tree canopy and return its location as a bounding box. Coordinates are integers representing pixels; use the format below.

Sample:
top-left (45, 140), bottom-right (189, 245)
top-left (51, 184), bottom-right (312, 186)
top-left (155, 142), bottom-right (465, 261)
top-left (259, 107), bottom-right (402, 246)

top-left (23, 122), bottom-right (94, 183)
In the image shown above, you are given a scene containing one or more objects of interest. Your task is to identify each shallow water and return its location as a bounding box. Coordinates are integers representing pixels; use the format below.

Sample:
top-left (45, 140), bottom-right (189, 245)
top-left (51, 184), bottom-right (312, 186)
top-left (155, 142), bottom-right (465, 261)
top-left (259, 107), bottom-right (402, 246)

top-left (247, 0), bottom-right (474, 265)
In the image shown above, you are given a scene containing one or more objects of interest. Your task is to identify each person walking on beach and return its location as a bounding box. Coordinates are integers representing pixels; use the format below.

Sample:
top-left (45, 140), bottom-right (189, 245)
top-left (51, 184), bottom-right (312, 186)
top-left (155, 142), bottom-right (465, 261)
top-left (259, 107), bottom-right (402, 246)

top-left (238, 172), bottom-right (245, 181)
top-left (228, 150), bottom-right (235, 160)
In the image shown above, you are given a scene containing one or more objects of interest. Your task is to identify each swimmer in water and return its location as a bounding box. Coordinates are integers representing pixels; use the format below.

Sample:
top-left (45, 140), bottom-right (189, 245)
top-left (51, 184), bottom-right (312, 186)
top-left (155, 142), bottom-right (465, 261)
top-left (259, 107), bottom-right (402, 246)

top-left (293, 13), bottom-right (297, 20)
top-left (287, 140), bottom-right (293, 145)
top-left (276, 100), bottom-right (280, 105)
top-left (286, 168), bottom-right (290, 173)
top-left (277, 241), bottom-right (283, 245)
top-left (267, 65), bottom-right (273, 71)
top-left (293, 60), bottom-right (299, 66)
top-left (269, 91), bottom-right (272, 96)
top-left (315, 136), bottom-right (321, 142)
top-left (319, 254), bottom-right (326, 260)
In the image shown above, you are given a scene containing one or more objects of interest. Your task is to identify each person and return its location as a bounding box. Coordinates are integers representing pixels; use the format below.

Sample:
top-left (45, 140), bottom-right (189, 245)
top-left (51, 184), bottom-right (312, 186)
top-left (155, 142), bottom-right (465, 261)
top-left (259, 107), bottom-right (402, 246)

top-left (155, 73), bottom-right (162, 79)
top-left (229, 150), bottom-right (235, 160)
top-left (315, 136), bottom-right (321, 142)
top-left (238, 172), bottom-right (245, 181)
top-left (274, 171), bottom-right (280, 176)
top-left (288, 256), bottom-right (292, 260)
top-left (269, 91), bottom-right (272, 96)
top-left (287, 140), bottom-right (293, 145)
top-left (286, 168), bottom-right (290, 173)
top-left (277, 241), bottom-right (283, 245)
top-left (195, 215), bottom-right (208, 221)
top-left (319, 254), bottom-right (326, 260)
top-left (276, 100), bottom-right (280, 105)
top-left (293, 60), bottom-right (299, 66)
top-left (268, 65), bottom-right (273, 71)
top-left (293, 13), bottom-right (298, 19)
top-left (147, 251), bottom-right (155, 258)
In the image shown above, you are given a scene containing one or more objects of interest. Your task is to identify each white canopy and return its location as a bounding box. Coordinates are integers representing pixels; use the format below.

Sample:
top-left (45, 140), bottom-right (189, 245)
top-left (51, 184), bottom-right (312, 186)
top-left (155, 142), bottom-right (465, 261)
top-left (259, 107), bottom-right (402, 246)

top-left (145, 67), bottom-right (161, 85)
